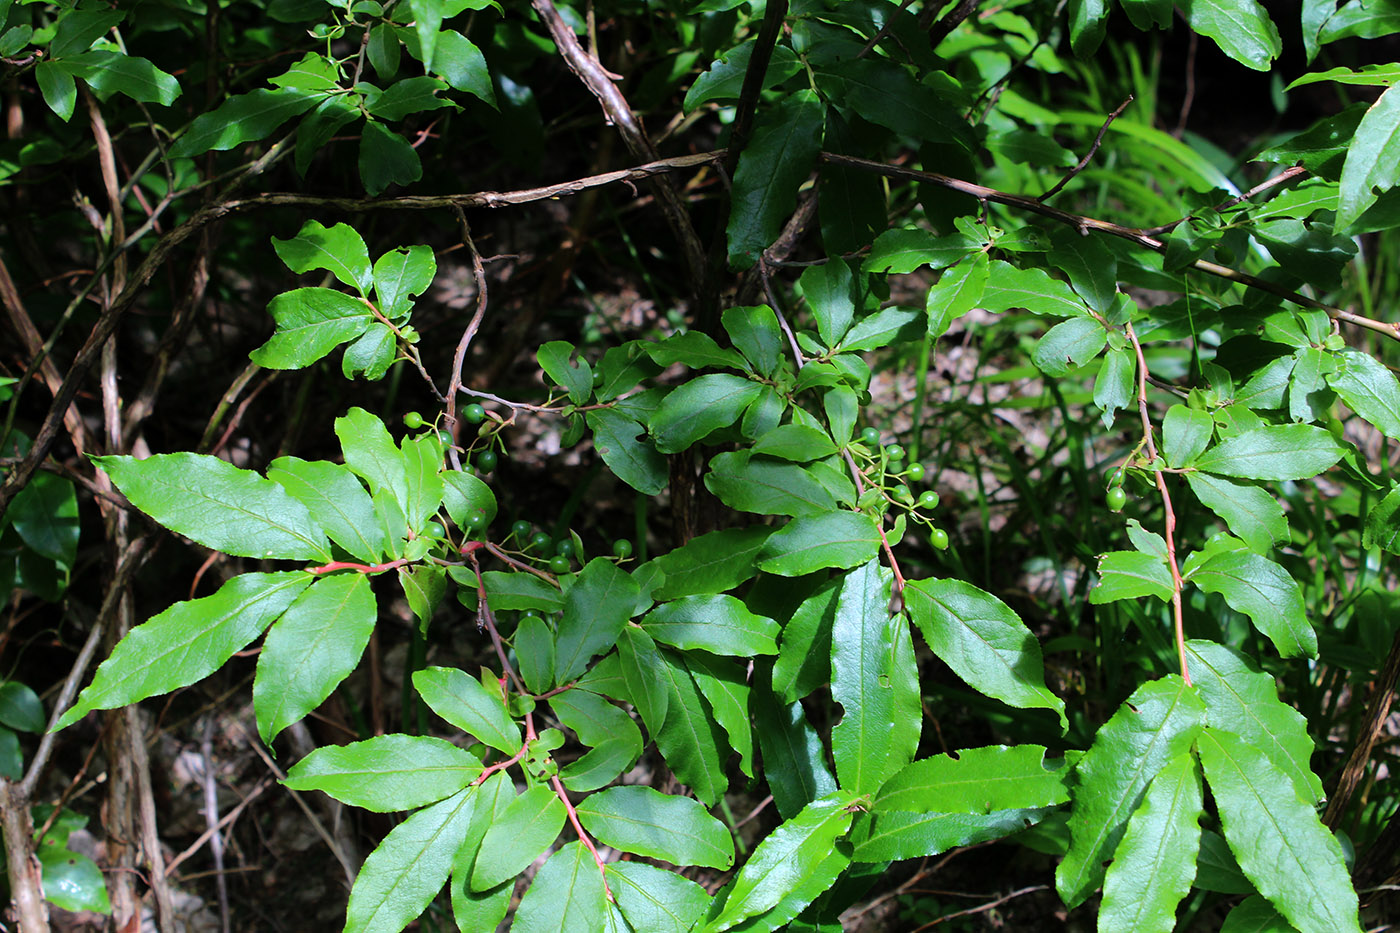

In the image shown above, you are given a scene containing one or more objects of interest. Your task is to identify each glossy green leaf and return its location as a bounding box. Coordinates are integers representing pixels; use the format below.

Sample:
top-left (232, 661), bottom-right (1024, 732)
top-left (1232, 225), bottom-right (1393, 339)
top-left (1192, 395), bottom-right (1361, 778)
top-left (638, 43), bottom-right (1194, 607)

top-left (758, 511), bottom-right (880, 576)
top-left (254, 571), bottom-right (375, 743)
top-left (685, 652), bottom-right (754, 777)
top-left (1049, 228), bottom-right (1117, 313)
top-left (336, 407), bottom-right (409, 509)
top-left (1099, 751), bottom-right (1202, 933)
top-left (850, 807), bottom-right (1050, 863)
top-left (283, 733), bottom-right (480, 812)
top-left (641, 594), bottom-right (778, 656)
top-left (551, 689), bottom-right (641, 792)
top-left (8, 470), bottom-right (78, 567)
top-left (50, 7), bottom-right (124, 58)
top-left (272, 220), bottom-right (372, 294)
top-left (94, 453), bottom-right (330, 561)
top-left (515, 613), bottom-right (555, 695)
top-left (926, 252), bottom-right (989, 340)
top-left (1032, 316), bottom-right (1107, 377)
top-left (1364, 485), bottom-right (1400, 554)
top-left (399, 433), bottom-right (444, 532)
top-left (727, 90), bottom-right (823, 269)
top-left (1185, 472), bottom-right (1289, 554)
top-left (1338, 84), bottom-right (1400, 230)
top-left (359, 120), bottom-right (422, 195)
top-left (55, 572), bottom-right (310, 731)
top-left (862, 228), bottom-right (979, 274)
top-left (412, 666), bottom-right (522, 754)
top-left (652, 526), bottom-right (772, 599)
top-left (554, 558), bottom-right (638, 683)
top-left (683, 38), bottom-right (802, 112)
top-left (345, 786), bottom-right (478, 931)
top-left (1288, 63), bottom-right (1400, 90)
top-left (1198, 727), bottom-right (1361, 933)
top-left (904, 578), bottom-right (1066, 728)
top-left (577, 785), bottom-right (733, 869)
top-left (1193, 424), bottom-right (1345, 480)
top-left (654, 647), bottom-right (728, 805)
top-left (799, 259), bottom-right (858, 347)
top-left (705, 451), bottom-right (837, 518)
top-left (66, 50), bottom-right (181, 106)
top-left (650, 374), bottom-right (763, 454)
top-left (1327, 347), bottom-right (1400, 439)
top-left (471, 784), bottom-right (567, 891)
top-left (1187, 549), bottom-right (1314, 658)
top-left (586, 409), bottom-right (668, 495)
top-left (169, 87), bottom-right (320, 158)
top-left (1057, 676), bottom-right (1205, 907)
top-left (616, 626), bottom-right (669, 737)
top-left (372, 244), bottom-right (435, 316)
top-left (367, 24), bottom-right (399, 81)
top-left (705, 794), bottom-right (854, 933)
top-left (1185, 640), bottom-right (1323, 803)
top-left (269, 457), bottom-right (387, 564)
top-left (513, 841), bottom-right (607, 933)
top-left (607, 861), bottom-right (711, 933)
top-left (772, 576), bottom-right (838, 704)
top-left (251, 287), bottom-right (372, 369)
top-left (1163, 404), bottom-right (1215, 468)
top-left (1183, 0), bottom-right (1281, 70)
top-left (0, 682), bottom-right (40, 737)
top-left (753, 685), bottom-right (838, 819)
top-left (398, 563), bottom-right (445, 632)
top-left (538, 340), bottom-right (592, 405)
top-left (874, 745), bottom-right (1069, 814)
top-left (723, 305), bottom-right (784, 378)
top-left (1120, 0), bottom-right (1172, 28)
top-left (450, 772), bottom-right (515, 931)
top-left (366, 76), bottom-right (453, 122)
top-left (432, 29), bottom-right (495, 105)
top-left (408, 0), bottom-right (443, 71)
top-left (816, 59), bottom-right (972, 150)
top-left (829, 560), bottom-right (898, 793)
top-left (36, 62), bottom-right (76, 121)
top-left (980, 261), bottom-right (1090, 317)
top-left (294, 93), bottom-right (361, 176)
top-left (37, 843), bottom-right (110, 913)
top-left (1220, 896), bottom-right (1301, 933)
top-left (750, 424), bottom-right (839, 463)
top-left (336, 321), bottom-right (393, 378)
top-left (1068, 0), bottom-right (1108, 55)
top-left (646, 331), bottom-right (749, 371)
top-left (839, 307), bottom-right (922, 352)
top-left (440, 469), bottom-right (496, 532)
top-left (1089, 550), bottom-right (1174, 603)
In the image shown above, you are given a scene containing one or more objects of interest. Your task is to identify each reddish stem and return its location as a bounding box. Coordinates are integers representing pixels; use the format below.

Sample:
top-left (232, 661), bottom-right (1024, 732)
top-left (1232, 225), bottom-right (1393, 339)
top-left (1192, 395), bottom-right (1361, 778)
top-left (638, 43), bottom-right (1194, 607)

top-left (307, 558), bottom-right (410, 575)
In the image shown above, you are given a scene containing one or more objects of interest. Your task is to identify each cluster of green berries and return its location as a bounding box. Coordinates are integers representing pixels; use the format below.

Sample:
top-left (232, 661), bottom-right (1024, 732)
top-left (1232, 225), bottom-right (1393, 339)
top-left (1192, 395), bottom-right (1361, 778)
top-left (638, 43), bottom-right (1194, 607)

top-left (404, 404), bottom-right (500, 473)
top-left (504, 520), bottom-right (633, 575)
top-left (856, 426), bottom-right (947, 550)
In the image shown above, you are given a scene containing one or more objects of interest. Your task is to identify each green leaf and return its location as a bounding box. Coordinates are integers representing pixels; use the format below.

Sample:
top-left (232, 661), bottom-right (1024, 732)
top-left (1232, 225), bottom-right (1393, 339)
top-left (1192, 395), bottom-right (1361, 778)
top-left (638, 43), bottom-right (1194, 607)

top-left (1221, 896), bottom-right (1300, 933)
top-left (169, 87), bottom-right (319, 158)
top-left (94, 453), bottom-right (330, 561)
top-left (1049, 228), bottom-right (1118, 314)
top-left (538, 340), bottom-right (592, 405)
top-left (367, 76), bottom-right (453, 122)
top-left (1056, 676), bottom-right (1205, 907)
top-left (750, 424), bottom-right (838, 462)
top-left (345, 786), bottom-right (478, 932)
top-left (874, 745), bottom-right (1069, 814)
top-left (254, 571), bottom-right (376, 743)
top-left (8, 470), bottom-right (78, 567)
top-left (646, 331), bottom-right (749, 371)
top-left (36, 62), bottom-right (76, 121)
top-left (839, 307), bottom-right (922, 352)
top-left (272, 220), bottom-right (373, 294)
top-left (341, 323), bottom-right (395, 380)
top-left (54, 572), bottom-right (311, 731)
top-left (607, 861), bottom-right (712, 933)
top-left (37, 845), bottom-right (110, 914)
top-left (926, 252), bottom-right (989, 340)
top-left (295, 94), bottom-right (361, 176)
top-left (799, 259), bottom-right (858, 347)
top-left (830, 560), bottom-right (901, 793)
top-left (1093, 346), bottom-right (1135, 425)
top-left (441, 469), bottom-right (496, 532)
top-left (1198, 727), bottom-right (1361, 933)
top-left (642, 594), bottom-right (778, 656)
top-left (819, 109), bottom-right (887, 254)
top-left (862, 228), bottom-right (978, 275)
top-left (726, 89), bottom-right (824, 269)
top-left (1183, 0), bottom-right (1280, 70)
top-left (399, 432), bottom-right (445, 532)
top-left (1163, 404), bottom-right (1215, 468)
top-left (758, 512), bottom-right (880, 577)
top-left (904, 579), bottom-right (1066, 728)
top-left (50, 6), bottom-right (124, 58)
top-left (980, 261), bottom-right (1090, 317)
top-left (705, 795), bottom-right (854, 933)
top-left (408, 0), bottom-right (443, 71)
top-left (653, 526), bottom-right (772, 599)
top-left (1098, 751), bottom-right (1203, 933)
top-left (816, 60), bottom-right (972, 150)
top-left (753, 684), bottom-right (838, 820)
top-left (359, 120), bottom-right (422, 196)
top-left (1187, 549), bottom-right (1315, 658)
top-left (1068, 0), bottom-right (1108, 56)
top-left (850, 807), bottom-right (1051, 863)
top-left (1287, 63), bottom-right (1400, 90)
top-left (0, 681), bottom-right (44, 733)
top-left (723, 306), bottom-right (784, 378)
top-left (1185, 472), bottom-right (1289, 554)
top-left (650, 374), bottom-right (763, 454)
top-left (412, 666), bottom-right (522, 754)
top-left (685, 652), bottom-right (755, 778)
top-left (432, 29), bottom-right (495, 105)
top-left (654, 647), bottom-right (728, 805)
top-left (1193, 424), bottom-right (1345, 480)
top-left (513, 841), bottom-right (607, 933)
top-left (368, 23), bottom-right (400, 81)
top-left (773, 577), bottom-right (838, 703)
top-left (283, 734), bottom-right (480, 812)
top-left (1185, 640), bottom-right (1324, 804)
top-left (268, 458), bottom-right (387, 563)
top-left (514, 613), bottom-right (556, 696)
top-left (251, 287), bottom-right (373, 368)
top-left (1089, 550), bottom-right (1174, 604)
top-left (371, 244), bottom-right (435, 317)
top-left (1032, 317), bottom-right (1107, 377)
top-left (1327, 347), bottom-right (1400, 440)
top-left (683, 38), bottom-right (802, 112)
top-left (555, 558), bottom-right (639, 683)
top-left (618, 625), bottom-right (669, 735)
top-left (554, 693), bottom-right (640, 792)
top-left (586, 409), bottom-right (668, 495)
top-left (577, 785), bottom-right (734, 869)
top-left (66, 50), bottom-right (181, 106)
top-left (449, 772), bottom-right (514, 931)
top-left (1364, 485), bottom-right (1400, 554)
top-left (1338, 84), bottom-right (1400, 230)
top-left (471, 784), bottom-right (567, 891)
top-left (336, 406), bottom-right (409, 509)
top-left (705, 451), bottom-right (839, 518)
top-left (1120, 0), bottom-right (1172, 29)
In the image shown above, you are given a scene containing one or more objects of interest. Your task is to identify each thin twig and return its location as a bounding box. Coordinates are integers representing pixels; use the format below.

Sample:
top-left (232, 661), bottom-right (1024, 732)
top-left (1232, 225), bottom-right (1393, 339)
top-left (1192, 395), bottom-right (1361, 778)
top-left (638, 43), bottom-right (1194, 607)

top-left (1141, 165), bottom-right (1308, 237)
top-left (199, 719), bottom-right (231, 933)
top-left (444, 208), bottom-right (491, 470)
top-left (910, 884), bottom-right (1048, 930)
top-left (164, 777), bottom-right (270, 877)
top-left (757, 255), bottom-right (806, 368)
top-left (1039, 96), bottom-right (1134, 203)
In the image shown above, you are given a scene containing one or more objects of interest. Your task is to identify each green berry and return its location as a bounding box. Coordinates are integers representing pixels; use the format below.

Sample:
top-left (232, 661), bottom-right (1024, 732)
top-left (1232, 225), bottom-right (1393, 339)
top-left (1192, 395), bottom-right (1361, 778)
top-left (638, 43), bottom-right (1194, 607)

top-left (466, 511), bottom-right (488, 530)
top-left (476, 449), bottom-right (498, 472)
top-left (530, 532), bottom-right (551, 551)
top-left (464, 404), bottom-right (487, 424)
top-left (1106, 487), bottom-right (1128, 512)
top-left (929, 528), bottom-right (950, 550)
top-left (905, 463), bottom-right (925, 483)
top-left (918, 490), bottom-right (940, 510)
top-left (885, 444), bottom-right (906, 462)
top-left (438, 429), bottom-right (454, 447)
top-left (613, 539), bottom-right (633, 559)
top-left (425, 521), bottom-right (445, 539)
top-left (860, 427), bottom-right (881, 446)
top-left (549, 555), bottom-right (571, 574)
top-left (403, 411), bottom-right (425, 429)
top-left (887, 459), bottom-right (905, 475)
top-left (511, 520), bottom-right (532, 541)
top-left (555, 540), bottom-right (575, 558)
